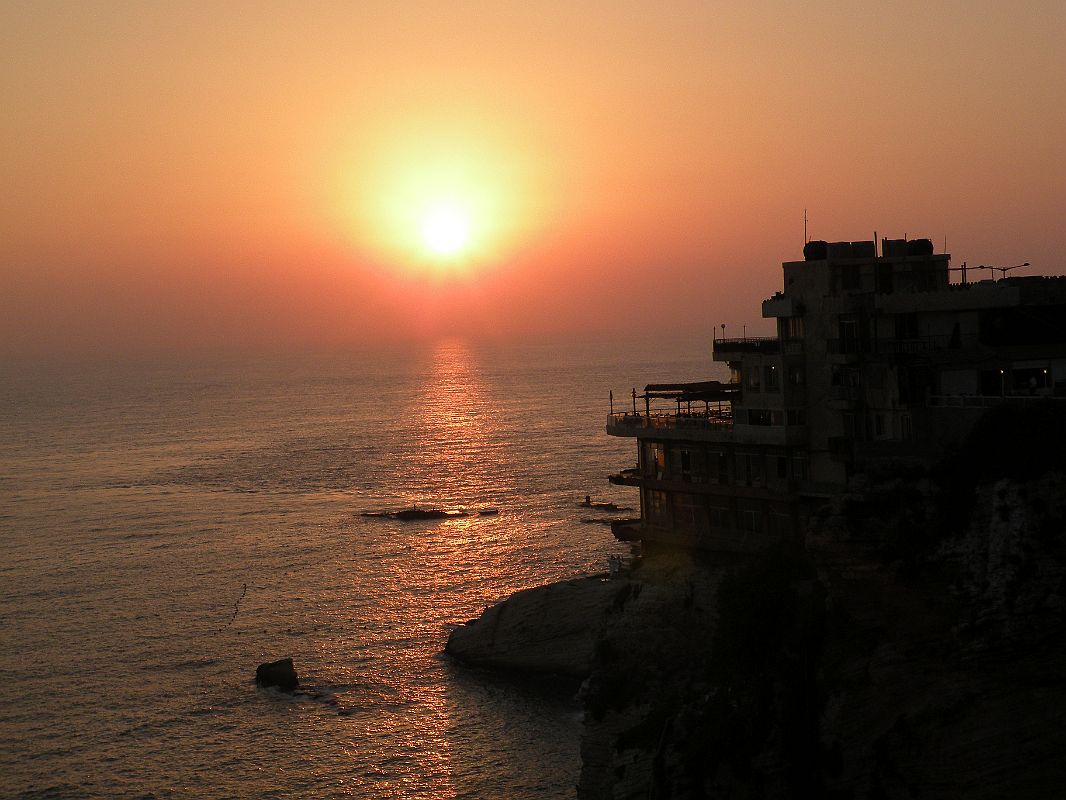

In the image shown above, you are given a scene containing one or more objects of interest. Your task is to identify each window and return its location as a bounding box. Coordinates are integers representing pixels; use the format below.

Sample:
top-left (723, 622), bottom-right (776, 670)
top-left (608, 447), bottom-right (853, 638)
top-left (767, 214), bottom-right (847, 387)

top-left (875, 414), bottom-right (885, 437)
top-left (643, 442), bottom-right (666, 479)
top-left (839, 318), bottom-right (860, 353)
top-left (787, 408), bottom-right (806, 426)
top-left (737, 452), bottom-right (764, 486)
top-left (741, 509), bottom-right (764, 533)
top-left (792, 452), bottom-right (809, 480)
top-left (788, 365), bottom-right (805, 386)
top-left (876, 262), bottom-right (894, 294)
top-left (765, 365), bottom-right (780, 392)
top-left (842, 264), bottom-right (860, 290)
top-left (707, 450), bottom-right (729, 484)
top-left (895, 313), bottom-right (918, 340)
top-left (746, 368), bottom-right (762, 391)
top-left (772, 512), bottom-right (794, 536)
top-left (709, 505), bottom-right (732, 531)
top-left (645, 490), bottom-right (668, 525)
top-left (786, 316), bottom-right (805, 339)
top-left (673, 493), bottom-right (705, 534)
top-left (748, 409), bottom-right (772, 426)
top-left (777, 456), bottom-right (788, 478)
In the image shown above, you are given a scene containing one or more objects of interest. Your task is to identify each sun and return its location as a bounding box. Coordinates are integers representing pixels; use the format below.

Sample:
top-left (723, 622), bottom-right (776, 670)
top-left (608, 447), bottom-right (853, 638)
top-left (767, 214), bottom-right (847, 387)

top-left (328, 110), bottom-right (562, 278)
top-left (421, 205), bottom-right (470, 256)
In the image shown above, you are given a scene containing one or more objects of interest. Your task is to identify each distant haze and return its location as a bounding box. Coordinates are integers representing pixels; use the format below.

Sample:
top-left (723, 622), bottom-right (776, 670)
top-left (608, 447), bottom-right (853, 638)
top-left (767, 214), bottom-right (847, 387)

top-left (3, 2), bottom-right (1064, 359)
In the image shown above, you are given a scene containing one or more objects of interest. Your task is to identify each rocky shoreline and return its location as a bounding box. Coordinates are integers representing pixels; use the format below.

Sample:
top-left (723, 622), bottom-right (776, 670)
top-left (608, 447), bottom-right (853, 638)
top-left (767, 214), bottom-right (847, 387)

top-left (446, 573), bottom-right (627, 678)
top-left (447, 463), bottom-right (1066, 797)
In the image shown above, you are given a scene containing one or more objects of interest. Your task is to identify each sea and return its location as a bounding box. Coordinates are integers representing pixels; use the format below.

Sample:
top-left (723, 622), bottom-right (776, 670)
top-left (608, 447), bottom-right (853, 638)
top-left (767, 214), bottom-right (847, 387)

top-left (0, 333), bottom-right (721, 799)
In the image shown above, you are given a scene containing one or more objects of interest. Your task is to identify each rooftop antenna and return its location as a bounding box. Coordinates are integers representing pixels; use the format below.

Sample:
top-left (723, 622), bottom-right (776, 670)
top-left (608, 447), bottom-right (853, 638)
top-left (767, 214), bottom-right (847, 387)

top-left (803, 208), bottom-right (808, 245)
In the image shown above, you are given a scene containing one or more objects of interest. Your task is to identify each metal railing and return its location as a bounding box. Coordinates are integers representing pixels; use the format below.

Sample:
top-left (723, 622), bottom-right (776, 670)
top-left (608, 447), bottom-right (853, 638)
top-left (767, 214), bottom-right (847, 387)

top-left (607, 411), bottom-right (734, 432)
top-left (713, 336), bottom-right (780, 355)
top-left (927, 394), bottom-right (1066, 409)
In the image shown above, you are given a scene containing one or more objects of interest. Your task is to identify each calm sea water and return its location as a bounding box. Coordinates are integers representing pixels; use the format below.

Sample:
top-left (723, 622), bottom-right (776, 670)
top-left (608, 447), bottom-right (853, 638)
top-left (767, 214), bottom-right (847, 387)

top-left (0, 333), bottom-right (720, 799)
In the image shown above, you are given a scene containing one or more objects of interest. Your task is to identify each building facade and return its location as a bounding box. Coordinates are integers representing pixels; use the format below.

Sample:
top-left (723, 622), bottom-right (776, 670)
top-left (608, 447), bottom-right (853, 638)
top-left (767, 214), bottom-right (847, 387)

top-left (607, 238), bottom-right (1066, 551)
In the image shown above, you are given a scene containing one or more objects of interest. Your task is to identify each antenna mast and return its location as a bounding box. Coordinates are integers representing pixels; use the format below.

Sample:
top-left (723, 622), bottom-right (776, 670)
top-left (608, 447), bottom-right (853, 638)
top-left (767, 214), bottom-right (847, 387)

top-left (803, 208), bottom-right (808, 245)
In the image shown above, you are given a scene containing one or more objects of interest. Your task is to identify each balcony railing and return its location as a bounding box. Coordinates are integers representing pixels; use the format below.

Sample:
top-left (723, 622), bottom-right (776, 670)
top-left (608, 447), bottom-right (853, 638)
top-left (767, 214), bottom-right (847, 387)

top-left (828, 334), bottom-right (980, 357)
top-left (607, 411), bottom-right (734, 433)
top-left (927, 394), bottom-right (1066, 408)
top-left (713, 336), bottom-right (780, 355)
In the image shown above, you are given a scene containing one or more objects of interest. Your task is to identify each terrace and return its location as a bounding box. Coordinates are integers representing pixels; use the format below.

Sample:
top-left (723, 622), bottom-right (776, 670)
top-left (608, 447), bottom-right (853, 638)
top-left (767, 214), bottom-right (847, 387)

top-left (712, 336), bottom-right (780, 356)
top-left (606, 380), bottom-right (739, 440)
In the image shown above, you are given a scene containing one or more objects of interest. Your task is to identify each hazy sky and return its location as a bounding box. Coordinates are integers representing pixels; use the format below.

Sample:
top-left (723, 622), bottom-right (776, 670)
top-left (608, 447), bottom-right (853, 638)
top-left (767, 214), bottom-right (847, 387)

top-left (3, 1), bottom-right (1064, 358)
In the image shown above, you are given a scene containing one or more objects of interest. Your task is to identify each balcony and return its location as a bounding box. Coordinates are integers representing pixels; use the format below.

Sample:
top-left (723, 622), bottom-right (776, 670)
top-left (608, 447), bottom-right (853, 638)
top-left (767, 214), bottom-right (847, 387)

top-left (826, 338), bottom-right (863, 356)
top-left (927, 394), bottom-right (1066, 409)
top-left (606, 411), bottom-right (734, 441)
top-left (611, 519), bottom-right (643, 542)
top-left (762, 293), bottom-right (794, 318)
top-left (713, 336), bottom-right (780, 357)
top-left (608, 468), bottom-right (641, 486)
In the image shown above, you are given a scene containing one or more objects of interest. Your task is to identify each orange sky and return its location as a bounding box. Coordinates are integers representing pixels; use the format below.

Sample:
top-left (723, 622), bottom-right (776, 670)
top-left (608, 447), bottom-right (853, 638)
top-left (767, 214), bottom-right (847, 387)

top-left (3, 1), bottom-right (1064, 358)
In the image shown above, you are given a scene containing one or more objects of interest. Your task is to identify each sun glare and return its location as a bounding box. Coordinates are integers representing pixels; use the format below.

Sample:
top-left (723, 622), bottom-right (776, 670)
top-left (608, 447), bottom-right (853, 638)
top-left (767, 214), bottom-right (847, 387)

top-left (330, 111), bottom-right (559, 279)
top-left (421, 205), bottom-right (470, 256)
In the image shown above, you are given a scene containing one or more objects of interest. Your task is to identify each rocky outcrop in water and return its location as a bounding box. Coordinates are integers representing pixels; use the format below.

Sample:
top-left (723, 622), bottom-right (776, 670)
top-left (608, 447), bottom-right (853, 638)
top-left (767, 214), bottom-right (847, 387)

top-left (256, 658), bottom-right (299, 691)
top-left (446, 575), bottom-right (625, 678)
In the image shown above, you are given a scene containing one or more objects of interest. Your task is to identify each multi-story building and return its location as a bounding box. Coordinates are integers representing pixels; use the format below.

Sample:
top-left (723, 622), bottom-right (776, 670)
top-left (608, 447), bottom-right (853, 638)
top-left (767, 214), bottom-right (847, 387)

top-left (607, 238), bottom-right (1066, 551)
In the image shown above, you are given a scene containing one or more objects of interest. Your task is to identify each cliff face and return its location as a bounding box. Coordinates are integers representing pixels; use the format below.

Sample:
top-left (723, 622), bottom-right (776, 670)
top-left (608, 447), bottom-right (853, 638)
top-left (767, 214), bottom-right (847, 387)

top-left (448, 407), bottom-right (1066, 798)
top-left (577, 410), bottom-right (1066, 799)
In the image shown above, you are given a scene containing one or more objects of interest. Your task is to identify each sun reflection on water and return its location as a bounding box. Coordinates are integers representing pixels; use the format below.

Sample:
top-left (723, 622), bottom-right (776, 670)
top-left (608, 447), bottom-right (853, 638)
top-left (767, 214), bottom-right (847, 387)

top-left (410, 338), bottom-right (498, 508)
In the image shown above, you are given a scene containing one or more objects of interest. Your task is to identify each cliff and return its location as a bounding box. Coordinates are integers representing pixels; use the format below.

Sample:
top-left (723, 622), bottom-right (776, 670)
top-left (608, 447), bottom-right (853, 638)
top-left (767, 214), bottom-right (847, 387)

top-left (578, 404), bottom-right (1066, 798)
top-left (447, 405), bottom-right (1066, 797)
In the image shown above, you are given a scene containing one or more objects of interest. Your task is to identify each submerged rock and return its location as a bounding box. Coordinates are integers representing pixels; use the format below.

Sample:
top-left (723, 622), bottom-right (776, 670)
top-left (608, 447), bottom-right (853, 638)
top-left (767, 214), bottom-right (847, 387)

top-left (256, 658), bottom-right (299, 691)
top-left (447, 575), bottom-right (626, 678)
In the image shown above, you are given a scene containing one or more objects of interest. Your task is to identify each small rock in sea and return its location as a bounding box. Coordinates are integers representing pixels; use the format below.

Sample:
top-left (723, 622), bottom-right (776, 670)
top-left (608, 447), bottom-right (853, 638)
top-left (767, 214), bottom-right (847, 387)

top-left (256, 658), bottom-right (299, 691)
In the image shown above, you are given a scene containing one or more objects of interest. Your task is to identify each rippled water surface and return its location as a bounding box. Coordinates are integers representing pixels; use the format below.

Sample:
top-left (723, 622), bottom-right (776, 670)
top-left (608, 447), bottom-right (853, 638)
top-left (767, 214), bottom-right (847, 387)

top-left (0, 334), bottom-right (718, 799)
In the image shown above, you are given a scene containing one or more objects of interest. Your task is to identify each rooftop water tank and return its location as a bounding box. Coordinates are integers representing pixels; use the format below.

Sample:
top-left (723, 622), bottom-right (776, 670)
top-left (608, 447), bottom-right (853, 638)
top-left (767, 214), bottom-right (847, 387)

top-left (907, 238), bottom-right (934, 256)
top-left (850, 240), bottom-right (876, 258)
top-left (882, 238), bottom-right (909, 258)
top-left (803, 240), bottom-right (828, 261)
top-left (827, 241), bottom-right (854, 259)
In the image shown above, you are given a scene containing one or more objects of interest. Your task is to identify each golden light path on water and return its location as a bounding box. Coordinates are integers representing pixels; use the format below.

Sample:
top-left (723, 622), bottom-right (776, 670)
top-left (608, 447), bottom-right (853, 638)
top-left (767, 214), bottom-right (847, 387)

top-left (0, 336), bottom-right (680, 798)
top-left (316, 340), bottom-right (529, 798)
